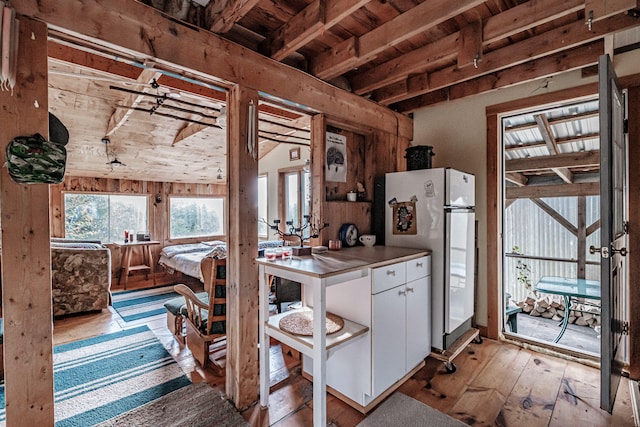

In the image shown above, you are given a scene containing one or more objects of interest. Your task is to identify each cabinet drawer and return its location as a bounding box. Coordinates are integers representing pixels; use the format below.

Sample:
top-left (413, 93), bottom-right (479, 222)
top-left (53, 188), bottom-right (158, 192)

top-left (406, 256), bottom-right (430, 282)
top-left (372, 261), bottom-right (406, 294)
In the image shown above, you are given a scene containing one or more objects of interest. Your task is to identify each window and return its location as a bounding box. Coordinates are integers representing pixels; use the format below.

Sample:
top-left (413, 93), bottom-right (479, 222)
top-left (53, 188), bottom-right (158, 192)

top-left (64, 193), bottom-right (148, 243)
top-left (258, 174), bottom-right (268, 237)
top-left (280, 169), bottom-right (311, 237)
top-left (169, 196), bottom-right (224, 239)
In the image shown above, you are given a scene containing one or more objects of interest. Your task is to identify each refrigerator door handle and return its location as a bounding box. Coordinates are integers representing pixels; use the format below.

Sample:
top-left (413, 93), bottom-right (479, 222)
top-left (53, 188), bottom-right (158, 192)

top-left (444, 206), bottom-right (475, 212)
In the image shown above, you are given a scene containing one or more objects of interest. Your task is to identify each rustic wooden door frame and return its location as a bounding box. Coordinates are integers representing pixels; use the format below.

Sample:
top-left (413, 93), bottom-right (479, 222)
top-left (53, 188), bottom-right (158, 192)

top-left (0, 17), bottom-right (55, 425)
top-left (486, 76), bottom-right (640, 378)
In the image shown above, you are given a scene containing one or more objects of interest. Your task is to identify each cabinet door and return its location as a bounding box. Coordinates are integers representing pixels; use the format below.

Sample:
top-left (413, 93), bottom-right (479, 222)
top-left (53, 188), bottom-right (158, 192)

top-left (372, 285), bottom-right (406, 397)
top-left (405, 276), bottom-right (431, 370)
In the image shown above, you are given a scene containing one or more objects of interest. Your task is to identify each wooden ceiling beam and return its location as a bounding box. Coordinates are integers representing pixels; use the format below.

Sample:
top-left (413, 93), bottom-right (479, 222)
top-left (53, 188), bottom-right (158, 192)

top-left (505, 172), bottom-right (529, 187)
top-left (552, 167), bottom-right (575, 184)
top-left (48, 40), bottom-right (141, 80)
top-left (505, 110), bottom-right (600, 133)
top-left (586, 219), bottom-right (601, 236)
top-left (393, 39), bottom-right (602, 112)
top-left (375, 13), bottom-right (638, 105)
top-left (260, 0), bottom-right (325, 61)
top-left (505, 151), bottom-right (600, 172)
top-left (535, 114), bottom-right (559, 154)
top-left (483, 0), bottom-right (584, 44)
top-left (535, 114), bottom-right (575, 183)
top-left (350, 0), bottom-right (585, 95)
top-left (261, 0), bottom-right (370, 61)
top-left (505, 132), bottom-right (600, 152)
top-left (585, 0), bottom-right (640, 23)
top-left (17, 0), bottom-right (412, 139)
top-left (105, 68), bottom-right (162, 137)
top-left (531, 198), bottom-right (578, 235)
top-left (204, 0), bottom-right (261, 33)
top-left (458, 19), bottom-right (483, 68)
top-left (49, 41), bottom-right (229, 103)
top-left (310, 0), bottom-right (487, 80)
top-left (506, 182), bottom-right (600, 199)
top-left (351, 33), bottom-right (459, 95)
top-left (172, 123), bottom-right (211, 146)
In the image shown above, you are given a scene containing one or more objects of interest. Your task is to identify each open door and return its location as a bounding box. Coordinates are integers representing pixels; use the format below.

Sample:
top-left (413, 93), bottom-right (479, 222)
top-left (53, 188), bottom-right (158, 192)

top-left (596, 54), bottom-right (628, 413)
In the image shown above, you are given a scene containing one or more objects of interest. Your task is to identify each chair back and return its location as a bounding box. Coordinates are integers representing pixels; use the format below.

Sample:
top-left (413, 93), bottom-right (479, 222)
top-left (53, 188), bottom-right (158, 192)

top-left (201, 257), bottom-right (226, 336)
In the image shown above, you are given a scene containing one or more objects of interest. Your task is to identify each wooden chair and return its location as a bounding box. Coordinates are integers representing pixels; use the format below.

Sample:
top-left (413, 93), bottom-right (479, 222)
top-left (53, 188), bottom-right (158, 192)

top-left (174, 257), bottom-right (226, 368)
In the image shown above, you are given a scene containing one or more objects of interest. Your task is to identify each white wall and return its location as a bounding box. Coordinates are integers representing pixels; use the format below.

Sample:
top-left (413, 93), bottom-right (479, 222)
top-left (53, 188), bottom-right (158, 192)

top-left (258, 144), bottom-right (309, 239)
top-left (412, 49), bottom-right (640, 326)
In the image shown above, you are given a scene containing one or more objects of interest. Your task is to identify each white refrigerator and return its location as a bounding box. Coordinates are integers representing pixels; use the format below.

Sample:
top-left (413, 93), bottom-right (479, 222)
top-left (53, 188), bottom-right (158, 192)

top-left (385, 168), bottom-right (475, 351)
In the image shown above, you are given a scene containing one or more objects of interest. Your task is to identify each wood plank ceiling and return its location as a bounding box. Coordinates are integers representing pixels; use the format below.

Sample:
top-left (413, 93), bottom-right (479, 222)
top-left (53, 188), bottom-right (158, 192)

top-left (47, 0), bottom-right (640, 183)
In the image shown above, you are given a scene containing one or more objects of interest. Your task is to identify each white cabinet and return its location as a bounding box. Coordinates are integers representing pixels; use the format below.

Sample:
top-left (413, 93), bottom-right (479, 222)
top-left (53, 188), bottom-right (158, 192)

top-left (406, 276), bottom-right (431, 370)
top-left (372, 284), bottom-right (406, 397)
top-left (372, 256), bottom-right (431, 398)
top-left (304, 254), bottom-right (431, 409)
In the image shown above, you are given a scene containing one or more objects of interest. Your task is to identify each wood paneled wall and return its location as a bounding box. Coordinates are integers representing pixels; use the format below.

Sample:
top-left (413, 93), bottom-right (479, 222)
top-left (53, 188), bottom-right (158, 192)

top-left (50, 176), bottom-right (226, 280)
top-left (311, 115), bottom-right (412, 246)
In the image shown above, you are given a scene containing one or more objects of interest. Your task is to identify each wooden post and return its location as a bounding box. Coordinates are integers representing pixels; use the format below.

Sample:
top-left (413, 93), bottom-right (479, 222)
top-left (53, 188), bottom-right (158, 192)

top-left (577, 196), bottom-right (587, 279)
top-left (485, 112), bottom-right (500, 340)
top-left (310, 114), bottom-right (326, 245)
top-left (0, 17), bottom-right (55, 425)
top-left (225, 85), bottom-right (259, 408)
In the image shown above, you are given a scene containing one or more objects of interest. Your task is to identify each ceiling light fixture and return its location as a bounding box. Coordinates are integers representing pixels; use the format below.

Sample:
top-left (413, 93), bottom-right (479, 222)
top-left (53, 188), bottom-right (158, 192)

top-left (107, 158), bottom-right (126, 167)
top-left (102, 137), bottom-right (126, 168)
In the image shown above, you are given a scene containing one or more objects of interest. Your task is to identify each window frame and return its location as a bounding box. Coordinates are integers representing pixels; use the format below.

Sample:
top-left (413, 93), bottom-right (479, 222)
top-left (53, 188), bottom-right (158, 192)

top-left (62, 191), bottom-right (150, 243)
top-left (258, 173), bottom-right (269, 238)
top-left (278, 166), bottom-right (311, 239)
top-left (168, 194), bottom-right (226, 241)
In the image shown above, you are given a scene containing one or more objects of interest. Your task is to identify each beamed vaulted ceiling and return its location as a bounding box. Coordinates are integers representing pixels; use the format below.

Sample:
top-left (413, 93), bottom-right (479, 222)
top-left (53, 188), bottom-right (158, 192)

top-left (145, 0), bottom-right (640, 111)
top-left (21, 0), bottom-right (640, 183)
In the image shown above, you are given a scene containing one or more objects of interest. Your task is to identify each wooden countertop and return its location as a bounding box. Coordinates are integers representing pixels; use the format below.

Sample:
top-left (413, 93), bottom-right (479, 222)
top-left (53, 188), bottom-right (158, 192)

top-left (256, 246), bottom-right (430, 279)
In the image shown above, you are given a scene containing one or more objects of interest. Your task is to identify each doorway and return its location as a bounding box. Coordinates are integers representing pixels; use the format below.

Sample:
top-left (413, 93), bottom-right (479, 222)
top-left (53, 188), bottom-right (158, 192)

top-left (500, 98), bottom-right (603, 356)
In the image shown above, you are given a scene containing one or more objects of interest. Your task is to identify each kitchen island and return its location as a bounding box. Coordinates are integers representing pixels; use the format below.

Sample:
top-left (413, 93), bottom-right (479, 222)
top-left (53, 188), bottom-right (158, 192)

top-left (258, 246), bottom-right (431, 426)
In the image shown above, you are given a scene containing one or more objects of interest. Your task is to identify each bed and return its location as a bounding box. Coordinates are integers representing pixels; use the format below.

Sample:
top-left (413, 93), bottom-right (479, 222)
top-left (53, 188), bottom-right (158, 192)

top-left (158, 240), bottom-right (283, 281)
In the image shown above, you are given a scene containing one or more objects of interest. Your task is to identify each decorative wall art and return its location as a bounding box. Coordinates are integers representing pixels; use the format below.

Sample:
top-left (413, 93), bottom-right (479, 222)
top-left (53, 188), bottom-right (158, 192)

top-left (325, 131), bottom-right (347, 182)
top-left (289, 147), bottom-right (300, 161)
top-left (388, 196), bottom-right (418, 235)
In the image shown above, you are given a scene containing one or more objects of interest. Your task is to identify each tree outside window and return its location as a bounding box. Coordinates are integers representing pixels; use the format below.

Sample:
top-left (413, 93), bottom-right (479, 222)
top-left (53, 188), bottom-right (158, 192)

top-left (169, 196), bottom-right (224, 239)
top-left (64, 193), bottom-right (148, 243)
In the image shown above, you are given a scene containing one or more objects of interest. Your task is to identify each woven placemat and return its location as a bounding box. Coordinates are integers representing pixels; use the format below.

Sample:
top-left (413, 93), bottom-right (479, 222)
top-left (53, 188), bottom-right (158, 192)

top-left (279, 310), bottom-right (345, 336)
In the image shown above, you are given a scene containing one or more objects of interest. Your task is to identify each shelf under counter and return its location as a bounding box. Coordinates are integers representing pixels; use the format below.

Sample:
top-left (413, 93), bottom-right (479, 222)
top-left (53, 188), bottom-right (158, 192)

top-left (265, 309), bottom-right (369, 359)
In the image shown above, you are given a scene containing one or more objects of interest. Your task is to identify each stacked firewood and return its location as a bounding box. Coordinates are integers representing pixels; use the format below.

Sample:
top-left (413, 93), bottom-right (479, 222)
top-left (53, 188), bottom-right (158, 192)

top-left (515, 294), bottom-right (601, 329)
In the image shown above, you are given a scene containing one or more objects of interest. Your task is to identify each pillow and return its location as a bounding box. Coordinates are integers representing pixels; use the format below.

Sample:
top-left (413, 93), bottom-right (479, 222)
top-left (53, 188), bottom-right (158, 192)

top-left (206, 245), bottom-right (227, 259)
top-left (51, 242), bottom-right (104, 249)
top-left (160, 243), bottom-right (211, 258)
top-left (201, 240), bottom-right (226, 247)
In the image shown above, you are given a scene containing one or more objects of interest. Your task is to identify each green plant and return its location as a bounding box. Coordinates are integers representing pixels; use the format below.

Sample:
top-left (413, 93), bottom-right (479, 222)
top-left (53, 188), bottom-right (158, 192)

top-left (512, 245), bottom-right (532, 290)
top-left (515, 260), bottom-right (532, 290)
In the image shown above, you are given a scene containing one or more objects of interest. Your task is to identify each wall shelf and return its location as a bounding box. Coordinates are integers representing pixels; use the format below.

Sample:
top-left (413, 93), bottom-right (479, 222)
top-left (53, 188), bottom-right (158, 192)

top-left (326, 200), bottom-right (372, 204)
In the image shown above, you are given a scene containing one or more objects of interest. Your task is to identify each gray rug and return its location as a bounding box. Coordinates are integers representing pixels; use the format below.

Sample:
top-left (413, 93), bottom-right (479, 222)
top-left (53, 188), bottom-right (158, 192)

top-left (357, 392), bottom-right (467, 427)
top-left (96, 382), bottom-right (249, 427)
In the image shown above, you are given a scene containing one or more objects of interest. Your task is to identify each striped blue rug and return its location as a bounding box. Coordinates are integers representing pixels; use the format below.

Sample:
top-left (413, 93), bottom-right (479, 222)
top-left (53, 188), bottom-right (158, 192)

top-left (0, 325), bottom-right (191, 426)
top-left (112, 286), bottom-right (180, 323)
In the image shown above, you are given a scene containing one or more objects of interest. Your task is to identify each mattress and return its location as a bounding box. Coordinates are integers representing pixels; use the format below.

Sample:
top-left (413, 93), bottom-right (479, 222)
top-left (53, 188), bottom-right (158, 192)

top-left (158, 240), bottom-right (283, 281)
top-left (159, 249), bottom-right (211, 281)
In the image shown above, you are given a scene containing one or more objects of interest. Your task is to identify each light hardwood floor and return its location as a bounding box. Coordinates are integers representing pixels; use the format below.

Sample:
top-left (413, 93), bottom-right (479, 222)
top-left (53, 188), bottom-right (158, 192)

top-left (53, 283), bottom-right (636, 427)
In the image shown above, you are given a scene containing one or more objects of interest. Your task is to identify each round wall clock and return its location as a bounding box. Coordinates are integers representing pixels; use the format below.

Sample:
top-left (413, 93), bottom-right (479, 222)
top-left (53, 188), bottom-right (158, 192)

top-left (339, 223), bottom-right (359, 247)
